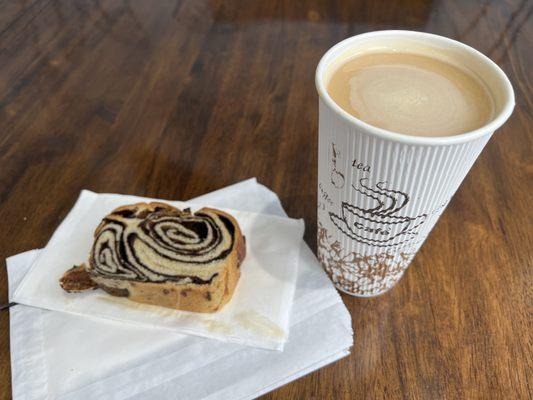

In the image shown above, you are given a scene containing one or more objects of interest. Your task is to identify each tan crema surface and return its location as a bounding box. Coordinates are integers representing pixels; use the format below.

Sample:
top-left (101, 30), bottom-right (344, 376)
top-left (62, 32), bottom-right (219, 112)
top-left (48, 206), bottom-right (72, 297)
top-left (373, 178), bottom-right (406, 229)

top-left (327, 52), bottom-right (495, 137)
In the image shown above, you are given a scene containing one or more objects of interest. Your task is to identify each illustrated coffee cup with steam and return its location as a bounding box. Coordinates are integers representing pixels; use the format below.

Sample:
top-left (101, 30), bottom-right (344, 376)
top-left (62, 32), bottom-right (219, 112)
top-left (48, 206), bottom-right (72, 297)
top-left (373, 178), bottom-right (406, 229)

top-left (330, 178), bottom-right (427, 248)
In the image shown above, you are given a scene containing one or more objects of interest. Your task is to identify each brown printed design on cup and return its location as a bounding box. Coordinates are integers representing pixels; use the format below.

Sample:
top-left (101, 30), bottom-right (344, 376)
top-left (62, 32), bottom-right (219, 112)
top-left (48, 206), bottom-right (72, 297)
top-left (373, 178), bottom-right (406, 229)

top-left (330, 142), bottom-right (372, 190)
top-left (351, 159), bottom-right (371, 172)
top-left (318, 183), bottom-right (334, 212)
top-left (329, 178), bottom-right (427, 248)
top-left (330, 143), bottom-right (345, 188)
top-left (318, 223), bottom-right (413, 295)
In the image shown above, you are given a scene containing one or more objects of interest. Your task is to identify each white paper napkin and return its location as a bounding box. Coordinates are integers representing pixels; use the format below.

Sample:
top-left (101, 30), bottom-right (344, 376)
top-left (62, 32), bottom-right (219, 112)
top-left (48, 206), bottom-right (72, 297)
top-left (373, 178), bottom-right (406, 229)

top-left (12, 190), bottom-right (304, 350)
top-left (8, 179), bottom-right (353, 400)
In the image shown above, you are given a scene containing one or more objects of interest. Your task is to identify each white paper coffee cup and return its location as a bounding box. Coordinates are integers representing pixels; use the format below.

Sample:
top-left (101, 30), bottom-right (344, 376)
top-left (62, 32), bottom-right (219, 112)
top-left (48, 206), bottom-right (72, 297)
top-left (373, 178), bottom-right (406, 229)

top-left (315, 31), bottom-right (514, 297)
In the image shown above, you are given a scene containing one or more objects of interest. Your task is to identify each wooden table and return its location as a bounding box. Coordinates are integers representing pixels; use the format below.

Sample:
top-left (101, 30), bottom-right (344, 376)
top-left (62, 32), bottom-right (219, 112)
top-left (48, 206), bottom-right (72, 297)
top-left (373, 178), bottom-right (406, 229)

top-left (1, 1), bottom-right (531, 398)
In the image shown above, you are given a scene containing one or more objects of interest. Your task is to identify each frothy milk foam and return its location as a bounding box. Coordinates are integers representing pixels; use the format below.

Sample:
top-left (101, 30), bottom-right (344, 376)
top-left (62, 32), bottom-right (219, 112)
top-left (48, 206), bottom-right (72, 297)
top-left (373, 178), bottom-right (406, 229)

top-left (327, 51), bottom-right (495, 137)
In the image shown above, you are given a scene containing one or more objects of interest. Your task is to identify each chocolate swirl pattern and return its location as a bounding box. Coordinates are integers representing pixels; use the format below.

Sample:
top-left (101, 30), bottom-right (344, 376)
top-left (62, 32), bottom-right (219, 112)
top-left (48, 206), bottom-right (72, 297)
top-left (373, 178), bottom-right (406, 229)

top-left (60, 202), bottom-right (246, 313)
top-left (90, 205), bottom-right (235, 284)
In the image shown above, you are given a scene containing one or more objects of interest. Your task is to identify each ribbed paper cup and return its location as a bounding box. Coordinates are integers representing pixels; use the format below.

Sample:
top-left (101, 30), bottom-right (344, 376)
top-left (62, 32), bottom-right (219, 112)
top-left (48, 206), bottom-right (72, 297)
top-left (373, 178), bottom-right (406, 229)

top-left (315, 31), bottom-right (514, 297)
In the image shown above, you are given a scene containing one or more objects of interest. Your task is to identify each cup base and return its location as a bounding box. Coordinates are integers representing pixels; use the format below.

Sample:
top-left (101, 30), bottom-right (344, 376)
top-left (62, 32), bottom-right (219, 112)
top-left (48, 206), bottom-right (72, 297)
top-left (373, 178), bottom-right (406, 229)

top-left (333, 273), bottom-right (404, 298)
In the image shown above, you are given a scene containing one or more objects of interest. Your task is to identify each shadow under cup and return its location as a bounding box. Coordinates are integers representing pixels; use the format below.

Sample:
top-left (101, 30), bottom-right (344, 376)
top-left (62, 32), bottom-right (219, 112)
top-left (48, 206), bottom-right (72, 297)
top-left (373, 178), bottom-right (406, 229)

top-left (315, 31), bottom-right (514, 297)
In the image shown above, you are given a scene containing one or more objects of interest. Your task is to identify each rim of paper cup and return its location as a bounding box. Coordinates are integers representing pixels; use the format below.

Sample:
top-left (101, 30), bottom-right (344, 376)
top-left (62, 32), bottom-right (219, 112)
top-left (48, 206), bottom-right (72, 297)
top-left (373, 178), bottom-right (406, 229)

top-left (315, 30), bottom-right (515, 146)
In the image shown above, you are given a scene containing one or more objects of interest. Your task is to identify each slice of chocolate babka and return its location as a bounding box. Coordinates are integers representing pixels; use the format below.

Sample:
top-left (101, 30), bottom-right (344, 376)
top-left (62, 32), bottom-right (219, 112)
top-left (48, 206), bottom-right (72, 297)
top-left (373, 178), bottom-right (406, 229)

top-left (60, 202), bottom-right (246, 313)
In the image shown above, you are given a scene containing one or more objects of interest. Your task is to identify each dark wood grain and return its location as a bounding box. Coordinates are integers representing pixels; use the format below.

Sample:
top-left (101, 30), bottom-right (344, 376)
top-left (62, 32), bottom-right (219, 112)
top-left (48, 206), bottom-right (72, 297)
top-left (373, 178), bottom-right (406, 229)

top-left (0, 1), bottom-right (531, 399)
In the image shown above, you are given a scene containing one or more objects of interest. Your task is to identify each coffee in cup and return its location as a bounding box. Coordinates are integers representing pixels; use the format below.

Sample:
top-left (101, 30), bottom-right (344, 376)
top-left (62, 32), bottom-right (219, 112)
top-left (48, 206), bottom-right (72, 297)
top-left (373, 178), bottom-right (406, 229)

top-left (327, 52), bottom-right (495, 137)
